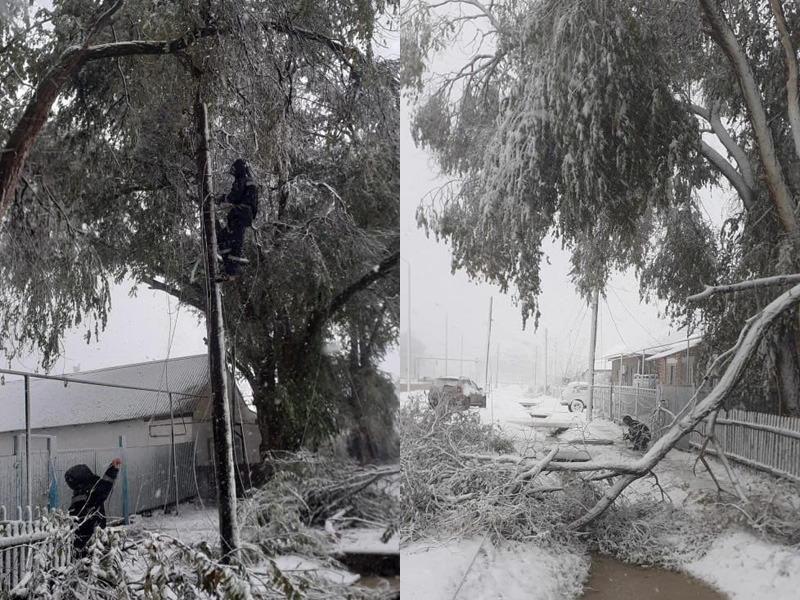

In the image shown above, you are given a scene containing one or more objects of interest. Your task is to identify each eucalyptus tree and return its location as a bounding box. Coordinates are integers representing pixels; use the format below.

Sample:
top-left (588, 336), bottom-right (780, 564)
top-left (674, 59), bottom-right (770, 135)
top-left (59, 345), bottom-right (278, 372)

top-left (403, 0), bottom-right (800, 415)
top-left (0, 0), bottom-right (400, 453)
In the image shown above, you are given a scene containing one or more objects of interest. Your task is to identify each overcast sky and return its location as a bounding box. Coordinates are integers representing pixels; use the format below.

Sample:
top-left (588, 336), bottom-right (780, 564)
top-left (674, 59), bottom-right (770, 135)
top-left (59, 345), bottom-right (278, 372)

top-left (399, 12), bottom-right (733, 387)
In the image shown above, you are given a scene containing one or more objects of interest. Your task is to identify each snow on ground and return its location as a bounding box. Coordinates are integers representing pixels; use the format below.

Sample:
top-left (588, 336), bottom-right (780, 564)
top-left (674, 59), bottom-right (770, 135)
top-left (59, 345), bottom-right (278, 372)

top-left (131, 501), bottom-right (219, 545)
top-left (401, 539), bottom-right (586, 600)
top-left (685, 530), bottom-right (800, 600)
top-left (401, 384), bottom-right (800, 599)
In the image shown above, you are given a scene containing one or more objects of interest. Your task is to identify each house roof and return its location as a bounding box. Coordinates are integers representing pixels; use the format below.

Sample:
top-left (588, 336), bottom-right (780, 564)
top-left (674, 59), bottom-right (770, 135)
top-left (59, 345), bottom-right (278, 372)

top-left (645, 337), bottom-right (702, 362)
top-left (0, 355), bottom-right (212, 434)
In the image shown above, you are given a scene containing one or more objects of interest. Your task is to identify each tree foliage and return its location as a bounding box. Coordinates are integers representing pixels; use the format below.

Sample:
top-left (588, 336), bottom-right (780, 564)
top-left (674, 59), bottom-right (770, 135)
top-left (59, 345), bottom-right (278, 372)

top-left (0, 0), bottom-right (400, 451)
top-left (403, 0), bottom-right (800, 414)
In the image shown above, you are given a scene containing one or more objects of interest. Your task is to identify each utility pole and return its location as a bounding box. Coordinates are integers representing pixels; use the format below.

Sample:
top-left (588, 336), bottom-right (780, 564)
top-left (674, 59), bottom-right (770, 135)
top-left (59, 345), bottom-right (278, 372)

top-left (533, 346), bottom-right (538, 389)
top-left (544, 328), bottom-right (548, 394)
top-left (484, 297), bottom-right (493, 388)
top-left (197, 98), bottom-right (239, 563)
top-left (405, 260), bottom-right (411, 392)
top-left (445, 311), bottom-right (449, 376)
top-left (495, 341), bottom-right (500, 389)
top-left (460, 333), bottom-right (463, 377)
top-left (587, 289), bottom-right (599, 420)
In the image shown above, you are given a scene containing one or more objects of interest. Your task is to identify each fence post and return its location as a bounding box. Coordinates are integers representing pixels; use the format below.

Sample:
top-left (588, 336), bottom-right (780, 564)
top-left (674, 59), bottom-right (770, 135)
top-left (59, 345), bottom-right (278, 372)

top-left (47, 437), bottom-right (57, 510)
top-left (118, 436), bottom-right (129, 525)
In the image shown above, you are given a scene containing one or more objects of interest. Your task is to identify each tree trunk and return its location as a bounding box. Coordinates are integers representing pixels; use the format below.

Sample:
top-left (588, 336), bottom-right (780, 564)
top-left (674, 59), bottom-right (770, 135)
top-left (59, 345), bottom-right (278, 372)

top-left (776, 326), bottom-right (800, 416)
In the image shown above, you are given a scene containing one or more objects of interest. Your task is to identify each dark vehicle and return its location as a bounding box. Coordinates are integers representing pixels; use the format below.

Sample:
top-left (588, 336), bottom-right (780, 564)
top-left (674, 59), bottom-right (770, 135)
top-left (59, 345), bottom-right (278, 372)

top-left (428, 376), bottom-right (487, 409)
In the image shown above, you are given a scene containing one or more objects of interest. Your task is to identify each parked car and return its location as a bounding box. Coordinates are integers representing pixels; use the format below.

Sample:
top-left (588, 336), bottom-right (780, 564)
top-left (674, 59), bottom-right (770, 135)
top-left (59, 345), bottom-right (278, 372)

top-left (428, 376), bottom-right (487, 409)
top-left (560, 381), bottom-right (589, 412)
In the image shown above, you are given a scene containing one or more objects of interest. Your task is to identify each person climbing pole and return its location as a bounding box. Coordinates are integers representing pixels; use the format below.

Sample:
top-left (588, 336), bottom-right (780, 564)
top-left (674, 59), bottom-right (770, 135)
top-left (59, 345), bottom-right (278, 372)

top-left (216, 158), bottom-right (259, 283)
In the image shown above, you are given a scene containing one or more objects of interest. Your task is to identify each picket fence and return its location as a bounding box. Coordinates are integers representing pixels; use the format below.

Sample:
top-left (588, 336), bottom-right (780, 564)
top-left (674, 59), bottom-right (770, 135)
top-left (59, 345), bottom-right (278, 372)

top-left (0, 507), bottom-right (71, 594)
top-left (594, 384), bottom-right (800, 483)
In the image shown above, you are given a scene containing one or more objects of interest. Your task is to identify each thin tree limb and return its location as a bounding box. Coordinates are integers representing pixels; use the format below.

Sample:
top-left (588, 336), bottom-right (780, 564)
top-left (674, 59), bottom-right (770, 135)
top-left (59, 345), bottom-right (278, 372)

top-left (698, 139), bottom-right (753, 209)
top-left (691, 103), bottom-right (756, 199)
top-left (687, 274), bottom-right (800, 302)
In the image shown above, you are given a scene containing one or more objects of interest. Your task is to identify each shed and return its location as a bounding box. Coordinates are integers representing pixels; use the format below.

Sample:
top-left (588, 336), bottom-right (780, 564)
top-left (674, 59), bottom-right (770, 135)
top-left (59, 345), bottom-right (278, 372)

top-left (0, 355), bottom-right (261, 514)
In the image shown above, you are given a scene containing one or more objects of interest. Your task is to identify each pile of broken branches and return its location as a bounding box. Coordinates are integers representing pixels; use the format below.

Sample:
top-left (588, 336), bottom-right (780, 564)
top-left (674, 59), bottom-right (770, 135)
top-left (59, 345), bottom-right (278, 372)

top-left (239, 451), bottom-right (399, 556)
top-left (400, 397), bottom-right (728, 567)
top-left (400, 396), bottom-right (589, 549)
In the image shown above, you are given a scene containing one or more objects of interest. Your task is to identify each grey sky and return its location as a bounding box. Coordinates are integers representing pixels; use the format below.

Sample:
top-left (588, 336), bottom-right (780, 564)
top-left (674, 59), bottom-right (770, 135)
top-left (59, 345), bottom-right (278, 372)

top-left (400, 101), bottom-right (732, 387)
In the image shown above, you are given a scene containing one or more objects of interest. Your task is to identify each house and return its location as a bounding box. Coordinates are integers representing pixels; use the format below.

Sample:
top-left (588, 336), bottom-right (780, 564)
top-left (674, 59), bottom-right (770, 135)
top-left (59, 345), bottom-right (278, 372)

top-left (608, 351), bottom-right (655, 386)
top-left (607, 338), bottom-right (703, 387)
top-left (645, 338), bottom-right (702, 386)
top-left (0, 355), bottom-right (261, 515)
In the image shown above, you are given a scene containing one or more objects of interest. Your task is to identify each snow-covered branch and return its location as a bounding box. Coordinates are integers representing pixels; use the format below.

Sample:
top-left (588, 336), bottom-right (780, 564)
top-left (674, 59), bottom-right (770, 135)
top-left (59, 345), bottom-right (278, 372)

top-left (687, 274), bottom-right (800, 302)
top-left (691, 103), bottom-right (755, 209)
top-left (0, 0), bottom-right (126, 222)
top-left (768, 0), bottom-right (800, 163)
top-left (698, 139), bottom-right (753, 209)
top-left (697, 0), bottom-right (798, 242)
top-left (552, 283), bottom-right (800, 528)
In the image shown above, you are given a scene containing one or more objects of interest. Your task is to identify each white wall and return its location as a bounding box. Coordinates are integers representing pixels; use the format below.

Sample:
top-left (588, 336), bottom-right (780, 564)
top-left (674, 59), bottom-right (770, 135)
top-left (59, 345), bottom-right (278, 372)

top-left (0, 417), bottom-right (196, 455)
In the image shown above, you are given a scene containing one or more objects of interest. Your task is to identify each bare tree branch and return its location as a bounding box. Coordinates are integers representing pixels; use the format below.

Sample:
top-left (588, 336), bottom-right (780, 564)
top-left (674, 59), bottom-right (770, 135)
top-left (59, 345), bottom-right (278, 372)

top-left (687, 274), bottom-right (800, 302)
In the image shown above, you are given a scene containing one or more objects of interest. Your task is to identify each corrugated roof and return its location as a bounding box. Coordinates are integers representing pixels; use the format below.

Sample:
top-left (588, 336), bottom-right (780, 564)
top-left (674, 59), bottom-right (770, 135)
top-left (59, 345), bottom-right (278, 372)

top-left (645, 338), bottom-right (702, 362)
top-left (0, 355), bottom-right (211, 433)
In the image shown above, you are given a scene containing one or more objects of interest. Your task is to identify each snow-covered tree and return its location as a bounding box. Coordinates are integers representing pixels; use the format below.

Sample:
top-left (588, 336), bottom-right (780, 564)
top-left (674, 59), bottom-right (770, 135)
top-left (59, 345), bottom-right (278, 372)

top-left (403, 0), bottom-right (800, 415)
top-left (0, 0), bottom-right (400, 452)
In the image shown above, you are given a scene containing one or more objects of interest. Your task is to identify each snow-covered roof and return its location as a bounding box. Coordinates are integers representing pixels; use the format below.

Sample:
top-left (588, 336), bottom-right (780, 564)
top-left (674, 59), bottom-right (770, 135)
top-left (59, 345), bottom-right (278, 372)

top-left (0, 355), bottom-right (211, 433)
top-left (645, 337), bottom-right (702, 362)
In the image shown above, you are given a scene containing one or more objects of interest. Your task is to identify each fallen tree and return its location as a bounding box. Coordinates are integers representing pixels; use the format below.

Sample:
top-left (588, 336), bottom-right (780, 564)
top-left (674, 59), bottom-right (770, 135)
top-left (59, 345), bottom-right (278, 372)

top-left (402, 280), bottom-right (800, 540)
top-left (546, 282), bottom-right (800, 529)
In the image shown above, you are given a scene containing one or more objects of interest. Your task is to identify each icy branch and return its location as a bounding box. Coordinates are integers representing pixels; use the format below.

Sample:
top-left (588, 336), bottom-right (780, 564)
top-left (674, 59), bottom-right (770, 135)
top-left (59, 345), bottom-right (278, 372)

top-left (691, 103), bottom-right (756, 200)
top-left (687, 274), bottom-right (800, 302)
top-left (553, 283), bottom-right (800, 527)
top-left (768, 0), bottom-right (800, 164)
top-left (697, 0), bottom-right (798, 241)
top-left (0, 0), bottom-right (126, 222)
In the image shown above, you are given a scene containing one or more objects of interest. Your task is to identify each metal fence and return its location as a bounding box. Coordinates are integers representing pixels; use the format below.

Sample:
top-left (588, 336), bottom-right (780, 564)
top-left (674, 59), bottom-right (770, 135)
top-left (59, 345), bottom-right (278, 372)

top-left (594, 384), bottom-right (800, 483)
top-left (0, 441), bottom-right (205, 521)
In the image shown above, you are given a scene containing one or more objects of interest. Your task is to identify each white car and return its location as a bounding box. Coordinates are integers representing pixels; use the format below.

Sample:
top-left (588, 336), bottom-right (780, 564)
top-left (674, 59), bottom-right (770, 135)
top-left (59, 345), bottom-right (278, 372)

top-left (560, 381), bottom-right (588, 412)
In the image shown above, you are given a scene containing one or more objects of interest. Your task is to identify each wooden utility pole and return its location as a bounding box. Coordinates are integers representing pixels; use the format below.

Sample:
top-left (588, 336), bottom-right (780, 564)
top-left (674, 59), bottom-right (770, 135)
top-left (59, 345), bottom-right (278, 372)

top-left (544, 328), bottom-right (548, 394)
top-left (483, 297), bottom-right (493, 388)
top-left (196, 98), bottom-right (240, 563)
top-left (587, 289), bottom-right (599, 420)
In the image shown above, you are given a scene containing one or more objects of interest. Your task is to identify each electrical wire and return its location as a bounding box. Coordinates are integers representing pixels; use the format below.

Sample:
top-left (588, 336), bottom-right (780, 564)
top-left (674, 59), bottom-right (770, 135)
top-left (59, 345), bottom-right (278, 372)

top-left (607, 285), bottom-right (661, 344)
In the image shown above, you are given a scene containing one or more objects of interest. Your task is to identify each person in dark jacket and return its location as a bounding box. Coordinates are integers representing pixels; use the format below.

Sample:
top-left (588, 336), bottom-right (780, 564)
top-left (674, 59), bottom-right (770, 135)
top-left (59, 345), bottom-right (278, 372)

top-left (64, 458), bottom-right (121, 557)
top-left (216, 158), bottom-right (259, 283)
top-left (622, 415), bottom-right (651, 451)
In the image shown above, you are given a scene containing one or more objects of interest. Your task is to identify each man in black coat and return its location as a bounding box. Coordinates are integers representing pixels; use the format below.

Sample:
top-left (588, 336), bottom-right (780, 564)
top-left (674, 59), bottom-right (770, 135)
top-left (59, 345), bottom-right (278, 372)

top-left (216, 158), bottom-right (259, 283)
top-left (64, 458), bottom-right (121, 557)
top-left (622, 415), bottom-right (651, 451)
